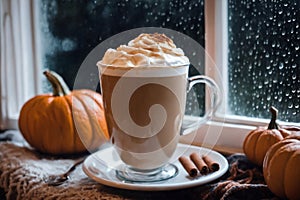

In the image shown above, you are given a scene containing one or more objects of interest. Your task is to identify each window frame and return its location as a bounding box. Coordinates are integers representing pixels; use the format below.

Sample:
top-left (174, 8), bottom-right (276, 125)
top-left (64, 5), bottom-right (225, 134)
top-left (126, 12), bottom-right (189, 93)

top-left (195, 0), bottom-right (299, 153)
top-left (0, 0), bottom-right (42, 130)
top-left (205, 0), bottom-right (299, 127)
top-left (1, 0), bottom-right (298, 153)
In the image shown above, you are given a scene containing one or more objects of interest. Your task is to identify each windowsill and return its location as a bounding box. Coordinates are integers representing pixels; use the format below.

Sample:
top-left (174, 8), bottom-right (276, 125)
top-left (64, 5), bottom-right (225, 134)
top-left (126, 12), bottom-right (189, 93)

top-left (180, 120), bottom-right (255, 155)
top-left (5, 114), bottom-right (254, 154)
top-left (0, 116), bottom-right (19, 131)
top-left (9, 112), bottom-right (299, 156)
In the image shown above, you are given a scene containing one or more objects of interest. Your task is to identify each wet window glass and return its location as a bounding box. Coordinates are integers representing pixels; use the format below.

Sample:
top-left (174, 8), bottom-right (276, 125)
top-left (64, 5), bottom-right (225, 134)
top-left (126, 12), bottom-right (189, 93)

top-left (228, 0), bottom-right (299, 122)
top-left (38, 0), bottom-right (299, 122)
top-left (38, 0), bottom-right (205, 116)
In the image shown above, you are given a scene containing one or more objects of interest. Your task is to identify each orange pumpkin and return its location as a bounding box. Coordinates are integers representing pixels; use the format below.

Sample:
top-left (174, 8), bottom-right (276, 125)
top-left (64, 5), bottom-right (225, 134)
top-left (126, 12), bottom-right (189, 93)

top-left (263, 132), bottom-right (300, 200)
top-left (243, 107), bottom-right (290, 166)
top-left (18, 70), bottom-right (109, 155)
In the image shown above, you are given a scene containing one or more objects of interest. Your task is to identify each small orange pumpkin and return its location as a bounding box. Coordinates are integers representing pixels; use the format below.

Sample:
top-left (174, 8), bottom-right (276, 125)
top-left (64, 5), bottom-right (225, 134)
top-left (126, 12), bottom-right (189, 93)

top-left (18, 70), bottom-right (109, 155)
top-left (243, 107), bottom-right (290, 166)
top-left (263, 132), bottom-right (300, 200)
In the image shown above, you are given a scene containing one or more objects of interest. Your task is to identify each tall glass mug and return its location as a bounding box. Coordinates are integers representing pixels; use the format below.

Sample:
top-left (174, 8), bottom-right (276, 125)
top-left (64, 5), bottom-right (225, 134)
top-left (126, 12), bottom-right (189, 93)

top-left (98, 63), bottom-right (220, 182)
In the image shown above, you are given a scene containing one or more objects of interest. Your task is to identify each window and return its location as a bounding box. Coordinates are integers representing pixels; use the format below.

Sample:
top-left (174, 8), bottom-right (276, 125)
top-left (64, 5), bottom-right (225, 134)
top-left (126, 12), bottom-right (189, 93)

top-left (204, 0), bottom-right (299, 125)
top-left (1, 0), bottom-right (299, 153)
top-left (38, 0), bottom-right (206, 117)
top-left (227, 0), bottom-right (299, 122)
top-left (1, 0), bottom-right (206, 129)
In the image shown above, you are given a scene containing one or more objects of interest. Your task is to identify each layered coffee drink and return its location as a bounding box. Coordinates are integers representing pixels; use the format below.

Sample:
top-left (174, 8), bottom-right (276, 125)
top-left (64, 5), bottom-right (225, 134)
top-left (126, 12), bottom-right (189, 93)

top-left (97, 33), bottom-right (190, 170)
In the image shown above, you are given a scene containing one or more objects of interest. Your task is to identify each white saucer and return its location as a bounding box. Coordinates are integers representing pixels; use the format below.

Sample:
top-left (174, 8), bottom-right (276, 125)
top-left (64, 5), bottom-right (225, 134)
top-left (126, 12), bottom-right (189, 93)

top-left (82, 143), bottom-right (228, 191)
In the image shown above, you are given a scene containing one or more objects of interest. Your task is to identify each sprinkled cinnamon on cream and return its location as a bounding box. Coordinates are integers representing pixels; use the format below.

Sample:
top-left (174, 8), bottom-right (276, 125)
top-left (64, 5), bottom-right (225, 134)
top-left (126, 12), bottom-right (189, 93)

top-left (99, 33), bottom-right (189, 67)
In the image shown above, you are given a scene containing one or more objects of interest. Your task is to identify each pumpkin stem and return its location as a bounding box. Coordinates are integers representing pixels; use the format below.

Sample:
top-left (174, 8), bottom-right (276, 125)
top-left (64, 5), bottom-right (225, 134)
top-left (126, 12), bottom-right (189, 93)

top-left (268, 106), bottom-right (279, 130)
top-left (43, 70), bottom-right (71, 96)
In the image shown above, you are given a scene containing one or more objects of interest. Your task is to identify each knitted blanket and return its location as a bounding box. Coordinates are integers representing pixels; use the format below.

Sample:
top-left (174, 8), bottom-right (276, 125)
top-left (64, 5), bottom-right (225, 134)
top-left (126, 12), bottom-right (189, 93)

top-left (0, 130), bottom-right (278, 200)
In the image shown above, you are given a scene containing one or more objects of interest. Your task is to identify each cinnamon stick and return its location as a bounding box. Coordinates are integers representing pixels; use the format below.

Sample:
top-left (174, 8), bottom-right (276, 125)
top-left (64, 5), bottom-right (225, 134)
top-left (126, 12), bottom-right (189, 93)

top-left (203, 155), bottom-right (220, 172)
top-left (190, 152), bottom-right (209, 175)
top-left (179, 156), bottom-right (198, 177)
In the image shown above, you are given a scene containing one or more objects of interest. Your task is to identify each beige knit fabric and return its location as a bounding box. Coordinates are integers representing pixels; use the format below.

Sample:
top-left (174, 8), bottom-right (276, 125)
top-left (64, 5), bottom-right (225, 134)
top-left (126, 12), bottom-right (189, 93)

top-left (0, 132), bottom-right (124, 200)
top-left (0, 131), bottom-right (205, 200)
top-left (0, 140), bottom-right (193, 200)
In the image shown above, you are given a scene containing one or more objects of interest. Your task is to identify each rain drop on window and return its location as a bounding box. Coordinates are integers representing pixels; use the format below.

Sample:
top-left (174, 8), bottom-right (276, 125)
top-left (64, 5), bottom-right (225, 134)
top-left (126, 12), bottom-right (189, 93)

top-left (228, 0), bottom-right (299, 122)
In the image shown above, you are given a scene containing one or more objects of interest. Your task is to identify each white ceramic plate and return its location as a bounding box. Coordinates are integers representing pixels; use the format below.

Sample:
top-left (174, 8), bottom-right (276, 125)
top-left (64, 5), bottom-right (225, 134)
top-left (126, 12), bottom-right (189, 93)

top-left (82, 143), bottom-right (228, 191)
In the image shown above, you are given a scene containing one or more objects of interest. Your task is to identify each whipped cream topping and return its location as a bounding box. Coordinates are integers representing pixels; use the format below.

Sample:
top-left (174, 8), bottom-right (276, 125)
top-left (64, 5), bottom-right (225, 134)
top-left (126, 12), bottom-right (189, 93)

top-left (99, 33), bottom-right (189, 67)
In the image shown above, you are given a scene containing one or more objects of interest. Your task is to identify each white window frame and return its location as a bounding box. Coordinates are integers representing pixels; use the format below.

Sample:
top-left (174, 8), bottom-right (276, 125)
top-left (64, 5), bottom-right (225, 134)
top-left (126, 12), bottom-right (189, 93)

top-left (207, 0), bottom-right (299, 128)
top-left (1, 0), bottom-right (298, 153)
top-left (183, 0), bottom-right (299, 154)
top-left (0, 0), bottom-right (42, 130)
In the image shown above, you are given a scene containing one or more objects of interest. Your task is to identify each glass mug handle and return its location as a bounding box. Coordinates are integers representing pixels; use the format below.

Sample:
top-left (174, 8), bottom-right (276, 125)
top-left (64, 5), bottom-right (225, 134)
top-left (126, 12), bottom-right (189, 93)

top-left (180, 75), bottom-right (221, 135)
